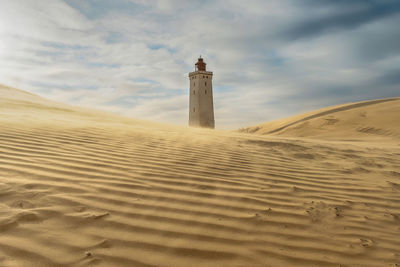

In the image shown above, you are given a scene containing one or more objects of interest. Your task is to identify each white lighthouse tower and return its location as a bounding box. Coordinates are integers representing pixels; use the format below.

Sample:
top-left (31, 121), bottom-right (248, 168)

top-left (188, 57), bottom-right (215, 128)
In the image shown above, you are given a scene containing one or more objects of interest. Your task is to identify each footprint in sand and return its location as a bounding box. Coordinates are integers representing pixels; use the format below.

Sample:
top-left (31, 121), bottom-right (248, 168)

top-left (304, 201), bottom-right (345, 222)
top-left (83, 212), bottom-right (110, 220)
top-left (389, 213), bottom-right (400, 223)
top-left (11, 200), bottom-right (35, 209)
top-left (360, 238), bottom-right (374, 248)
top-left (387, 181), bottom-right (400, 191)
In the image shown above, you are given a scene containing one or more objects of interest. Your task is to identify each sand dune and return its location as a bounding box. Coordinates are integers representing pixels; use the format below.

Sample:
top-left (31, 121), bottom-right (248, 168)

top-left (1, 85), bottom-right (400, 266)
top-left (239, 97), bottom-right (400, 141)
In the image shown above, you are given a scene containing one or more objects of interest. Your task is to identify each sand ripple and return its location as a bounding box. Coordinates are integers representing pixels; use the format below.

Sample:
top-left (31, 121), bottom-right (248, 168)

top-left (0, 87), bottom-right (400, 266)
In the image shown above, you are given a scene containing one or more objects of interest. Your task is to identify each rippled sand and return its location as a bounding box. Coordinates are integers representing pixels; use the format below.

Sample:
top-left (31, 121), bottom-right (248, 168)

top-left (1, 85), bottom-right (400, 266)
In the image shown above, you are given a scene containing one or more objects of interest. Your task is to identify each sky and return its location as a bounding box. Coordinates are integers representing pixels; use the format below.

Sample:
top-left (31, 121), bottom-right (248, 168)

top-left (0, 0), bottom-right (399, 129)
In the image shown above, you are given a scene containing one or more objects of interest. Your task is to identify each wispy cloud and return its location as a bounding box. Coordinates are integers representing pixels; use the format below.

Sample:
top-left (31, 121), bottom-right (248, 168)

top-left (0, 0), bottom-right (399, 129)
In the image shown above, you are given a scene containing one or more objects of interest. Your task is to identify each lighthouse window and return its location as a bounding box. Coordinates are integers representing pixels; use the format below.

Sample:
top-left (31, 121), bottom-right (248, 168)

top-left (205, 82), bottom-right (207, 86)
top-left (205, 90), bottom-right (207, 94)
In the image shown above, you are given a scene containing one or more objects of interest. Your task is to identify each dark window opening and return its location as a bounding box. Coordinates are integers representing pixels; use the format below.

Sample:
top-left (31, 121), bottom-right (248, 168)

top-left (193, 108), bottom-right (195, 112)
top-left (205, 82), bottom-right (207, 86)
top-left (193, 90), bottom-right (195, 95)
top-left (194, 82), bottom-right (195, 86)
top-left (205, 90), bottom-right (207, 94)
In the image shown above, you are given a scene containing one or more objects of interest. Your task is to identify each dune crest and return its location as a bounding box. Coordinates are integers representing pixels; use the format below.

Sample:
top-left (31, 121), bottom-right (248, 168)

top-left (239, 97), bottom-right (400, 140)
top-left (0, 85), bottom-right (400, 266)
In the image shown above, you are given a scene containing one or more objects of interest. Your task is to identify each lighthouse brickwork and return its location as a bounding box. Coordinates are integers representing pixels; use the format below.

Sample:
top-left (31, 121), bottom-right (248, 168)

top-left (188, 57), bottom-right (215, 128)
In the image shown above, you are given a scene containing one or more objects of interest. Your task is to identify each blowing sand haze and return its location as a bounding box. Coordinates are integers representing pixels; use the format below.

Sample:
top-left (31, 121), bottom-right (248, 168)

top-left (1, 2), bottom-right (400, 266)
top-left (1, 85), bottom-right (400, 266)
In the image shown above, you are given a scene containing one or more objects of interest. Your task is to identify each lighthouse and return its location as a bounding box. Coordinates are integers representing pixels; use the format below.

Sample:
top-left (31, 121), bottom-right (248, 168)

top-left (188, 57), bottom-right (215, 128)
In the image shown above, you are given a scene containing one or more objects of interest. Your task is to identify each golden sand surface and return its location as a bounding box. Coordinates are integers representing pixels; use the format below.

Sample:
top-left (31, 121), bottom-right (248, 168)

top-left (239, 97), bottom-right (400, 140)
top-left (0, 85), bottom-right (400, 266)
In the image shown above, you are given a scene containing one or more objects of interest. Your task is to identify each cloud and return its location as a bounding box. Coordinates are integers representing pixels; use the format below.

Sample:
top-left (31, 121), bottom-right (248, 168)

top-left (284, 0), bottom-right (400, 40)
top-left (0, 0), bottom-right (399, 129)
